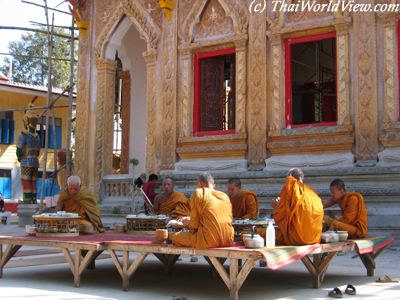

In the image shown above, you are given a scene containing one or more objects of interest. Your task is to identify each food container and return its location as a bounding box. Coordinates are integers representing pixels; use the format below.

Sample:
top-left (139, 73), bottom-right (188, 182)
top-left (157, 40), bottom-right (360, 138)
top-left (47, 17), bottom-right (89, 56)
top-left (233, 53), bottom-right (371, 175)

top-left (33, 213), bottom-right (80, 237)
top-left (244, 234), bottom-right (264, 249)
top-left (155, 228), bottom-right (169, 242)
top-left (25, 224), bottom-right (36, 235)
top-left (321, 231), bottom-right (339, 243)
top-left (241, 233), bottom-right (252, 242)
top-left (337, 231), bottom-right (348, 241)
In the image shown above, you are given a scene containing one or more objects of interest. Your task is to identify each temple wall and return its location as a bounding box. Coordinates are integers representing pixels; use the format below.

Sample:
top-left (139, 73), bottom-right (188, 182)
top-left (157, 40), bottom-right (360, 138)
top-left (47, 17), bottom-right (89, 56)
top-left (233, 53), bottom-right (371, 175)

top-left (75, 0), bottom-right (400, 238)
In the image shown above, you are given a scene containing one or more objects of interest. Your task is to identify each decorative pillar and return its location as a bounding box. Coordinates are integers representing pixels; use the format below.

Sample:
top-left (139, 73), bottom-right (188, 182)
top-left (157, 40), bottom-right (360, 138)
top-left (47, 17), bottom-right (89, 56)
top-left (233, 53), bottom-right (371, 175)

top-left (120, 70), bottom-right (131, 174)
top-left (94, 58), bottom-right (116, 194)
top-left (268, 32), bottom-right (284, 137)
top-left (235, 40), bottom-right (247, 134)
top-left (143, 50), bottom-right (159, 174)
top-left (247, 9), bottom-right (267, 170)
top-left (353, 2), bottom-right (378, 164)
top-left (74, 1), bottom-right (92, 187)
top-left (335, 23), bottom-right (351, 129)
top-left (381, 14), bottom-right (398, 128)
top-left (178, 47), bottom-right (192, 138)
top-left (160, 9), bottom-right (178, 172)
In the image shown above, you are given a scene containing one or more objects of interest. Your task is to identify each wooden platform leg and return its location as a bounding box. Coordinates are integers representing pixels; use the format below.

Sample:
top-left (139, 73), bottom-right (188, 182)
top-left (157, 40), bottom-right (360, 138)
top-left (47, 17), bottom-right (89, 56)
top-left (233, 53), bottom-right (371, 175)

top-left (0, 244), bottom-right (22, 278)
top-left (301, 252), bottom-right (337, 288)
top-left (359, 253), bottom-right (376, 276)
top-left (74, 249), bottom-right (81, 287)
top-left (62, 248), bottom-right (98, 287)
top-left (153, 253), bottom-right (180, 275)
top-left (208, 257), bottom-right (256, 300)
top-left (81, 250), bottom-right (103, 270)
top-left (229, 258), bottom-right (239, 300)
top-left (109, 249), bottom-right (148, 291)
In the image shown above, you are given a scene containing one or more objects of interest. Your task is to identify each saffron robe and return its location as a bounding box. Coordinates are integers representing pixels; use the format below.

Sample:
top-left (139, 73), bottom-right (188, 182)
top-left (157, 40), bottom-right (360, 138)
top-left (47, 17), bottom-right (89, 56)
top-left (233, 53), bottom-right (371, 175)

top-left (58, 187), bottom-right (105, 232)
top-left (171, 188), bottom-right (234, 249)
top-left (274, 176), bottom-right (324, 245)
top-left (231, 190), bottom-right (259, 219)
top-left (158, 191), bottom-right (189, 219)
top-left (327, 192), bottom-right (368, 238)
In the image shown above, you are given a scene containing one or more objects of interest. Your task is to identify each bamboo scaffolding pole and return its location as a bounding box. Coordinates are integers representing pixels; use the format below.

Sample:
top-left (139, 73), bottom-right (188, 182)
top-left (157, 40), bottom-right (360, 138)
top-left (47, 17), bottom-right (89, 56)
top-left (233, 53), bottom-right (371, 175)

top-left (0, 105), bottom-right (71, 113)
top-left (39, 0), bottom-right (54, 210)
top-left (0, 0), bottom-right (78, 209)
top-left (66, 14), bottom-right (75, 177)
top-left (0, 26), bottom-right (78, 40)
top-left (0, 52), bottom-right (77, 63)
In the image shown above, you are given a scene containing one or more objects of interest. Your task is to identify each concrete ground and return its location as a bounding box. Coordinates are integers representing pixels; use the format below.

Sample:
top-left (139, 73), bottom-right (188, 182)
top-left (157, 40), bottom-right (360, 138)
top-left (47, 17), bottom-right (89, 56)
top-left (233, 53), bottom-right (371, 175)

top-left (0, 225), bottom-right (399, 300)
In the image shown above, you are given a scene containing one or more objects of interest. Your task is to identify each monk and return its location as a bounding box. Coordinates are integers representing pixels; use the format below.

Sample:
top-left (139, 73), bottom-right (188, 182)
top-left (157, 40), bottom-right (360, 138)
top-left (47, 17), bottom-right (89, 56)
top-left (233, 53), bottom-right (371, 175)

top-left (323, 179), bottom-right (368, 238)
top-left (171, 173), bottom-right (234, 249)
top-left (153, 177), bottom-right (188, 219)
top-left (272, 168), bottom-right (324, 245)
top-left (56, 176), bottom-right (104, 233)
top-left (142, 173), bottom-right (158, 214)
top-left (227, 178), bottom-right (259, 219)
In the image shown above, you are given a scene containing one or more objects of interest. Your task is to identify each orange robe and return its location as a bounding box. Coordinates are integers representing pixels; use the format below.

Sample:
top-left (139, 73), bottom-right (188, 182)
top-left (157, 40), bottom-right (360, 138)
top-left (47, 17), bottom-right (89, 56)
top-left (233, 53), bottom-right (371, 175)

top-left (274, 176), bottom-right (324, 245)
top-left (158, 191), bottom-right (189, 219)
top-left (329, 192), bottom-right (368, 238)
top-left (231, 190), bottom-right (259, 219)
top-left (58, 187), bottom-right (105, 232)
top-left (171, 188), bottom-right (234, 249)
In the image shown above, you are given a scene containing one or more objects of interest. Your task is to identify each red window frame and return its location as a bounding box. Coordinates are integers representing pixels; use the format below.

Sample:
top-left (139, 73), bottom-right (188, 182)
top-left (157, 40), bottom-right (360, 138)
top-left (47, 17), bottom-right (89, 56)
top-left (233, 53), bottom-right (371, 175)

top-left (193, 47), bottom-right (236, 136)
top-left (285, 31), bottom-right (337, 128)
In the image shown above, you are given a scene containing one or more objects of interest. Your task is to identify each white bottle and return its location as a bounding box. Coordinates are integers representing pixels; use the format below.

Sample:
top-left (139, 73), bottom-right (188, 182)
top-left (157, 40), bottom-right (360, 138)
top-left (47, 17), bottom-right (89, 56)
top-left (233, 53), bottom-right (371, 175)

top-left (265, 222), bottom-right (275, 248)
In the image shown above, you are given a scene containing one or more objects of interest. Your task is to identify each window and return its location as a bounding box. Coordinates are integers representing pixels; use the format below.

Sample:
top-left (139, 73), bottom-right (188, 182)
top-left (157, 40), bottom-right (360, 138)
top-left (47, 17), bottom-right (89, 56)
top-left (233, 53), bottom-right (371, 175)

top-left (194, 48), bottom-right (236, 136)
top-left (0, 112), bottom-right (14, 144)
top-left (0, 169), bottom-right (11, 199)
top-left (285, 32), bottom-right (337, 127)
top-left (36, 116), bottom-right (62, 149)
top-left (36, 171), bottom-right (60, 198)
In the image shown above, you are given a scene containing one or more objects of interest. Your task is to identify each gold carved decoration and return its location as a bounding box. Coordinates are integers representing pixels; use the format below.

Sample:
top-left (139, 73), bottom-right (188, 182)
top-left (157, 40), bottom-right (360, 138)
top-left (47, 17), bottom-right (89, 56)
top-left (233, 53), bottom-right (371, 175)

top-left (143, 52), bottom-right (159, 174)
top-left (94, 58), bottom-right (116, 195)
top-left (94, 0), bottom-right (161, 58)
top-left (381, 14), bottom-right (398, 129)
top-left (177, 48), bottom-right (192, 138)
top-left (120, 70), bottom-right (131, 174)
top-left (335, 23), bottom-right (351, 128)
top-left (177, 133), bottom-right (247, 160)
top-left (247, 10), bottom-right (267, 169)
top-left (267, 131), bottom-right (354, 155)
top-left (140, 0), bottom-right (163, 29)
top-left (179, 0), bottom-right (248, 44)
top-left (235, 40), bottom-right (246, 134)
top-left (74, 1), bottom-right (92, 187)
top-left (354, 3), bottom-right (378, 162)
top-left (160, 16), bottom-right (178, 172)
top-left (193, 0), bottom-right (233, 42)
top-left (268, 34), bottom-right (284, 137)
top-left (286, 0), bottom-right (334, 23)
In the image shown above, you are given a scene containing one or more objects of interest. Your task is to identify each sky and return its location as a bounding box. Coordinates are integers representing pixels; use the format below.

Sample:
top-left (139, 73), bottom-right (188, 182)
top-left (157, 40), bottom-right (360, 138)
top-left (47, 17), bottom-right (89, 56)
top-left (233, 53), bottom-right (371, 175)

top-left (0, 0), bottom-right (72, 57)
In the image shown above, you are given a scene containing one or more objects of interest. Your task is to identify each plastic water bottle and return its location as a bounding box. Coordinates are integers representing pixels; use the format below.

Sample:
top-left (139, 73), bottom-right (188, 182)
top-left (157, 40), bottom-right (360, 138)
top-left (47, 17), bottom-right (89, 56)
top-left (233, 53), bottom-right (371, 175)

top-left (266, 222), bottom-right (275, 248)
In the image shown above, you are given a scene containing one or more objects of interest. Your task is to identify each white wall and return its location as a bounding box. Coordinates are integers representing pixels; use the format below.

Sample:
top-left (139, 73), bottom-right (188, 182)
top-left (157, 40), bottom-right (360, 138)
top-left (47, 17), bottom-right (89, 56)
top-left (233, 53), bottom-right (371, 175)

top-left (122, 25), bottom-right (147, 177)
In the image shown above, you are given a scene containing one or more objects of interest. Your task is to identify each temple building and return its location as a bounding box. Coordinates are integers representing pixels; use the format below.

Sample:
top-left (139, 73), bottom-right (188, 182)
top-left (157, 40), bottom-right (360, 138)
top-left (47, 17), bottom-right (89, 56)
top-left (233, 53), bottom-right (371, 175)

top-left (73, 1), bottom-right (400, 237)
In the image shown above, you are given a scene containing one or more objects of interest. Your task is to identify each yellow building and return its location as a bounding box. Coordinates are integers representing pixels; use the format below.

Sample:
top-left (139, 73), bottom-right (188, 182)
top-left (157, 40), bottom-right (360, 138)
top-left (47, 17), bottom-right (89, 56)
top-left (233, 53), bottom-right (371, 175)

top-left (0, 74), bottom-right (73, 211)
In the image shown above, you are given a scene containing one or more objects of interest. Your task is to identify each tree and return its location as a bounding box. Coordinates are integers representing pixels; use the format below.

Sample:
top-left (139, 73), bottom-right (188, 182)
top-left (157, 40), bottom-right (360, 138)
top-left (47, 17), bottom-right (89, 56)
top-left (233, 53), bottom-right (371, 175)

top-left (0, 27), bottom-right (77, 89)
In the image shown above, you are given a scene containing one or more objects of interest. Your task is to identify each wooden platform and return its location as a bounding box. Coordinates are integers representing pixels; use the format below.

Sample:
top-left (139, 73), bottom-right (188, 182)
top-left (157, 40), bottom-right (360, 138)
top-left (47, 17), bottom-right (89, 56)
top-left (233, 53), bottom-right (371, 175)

top-left (0, 233), bottom-right (395, 300)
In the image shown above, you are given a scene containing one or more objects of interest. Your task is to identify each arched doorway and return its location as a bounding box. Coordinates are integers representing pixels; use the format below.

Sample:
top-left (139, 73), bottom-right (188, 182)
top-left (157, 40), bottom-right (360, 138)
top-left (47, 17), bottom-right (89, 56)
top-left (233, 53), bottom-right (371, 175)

top-left (103, 17), bottom-right (148, 177)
